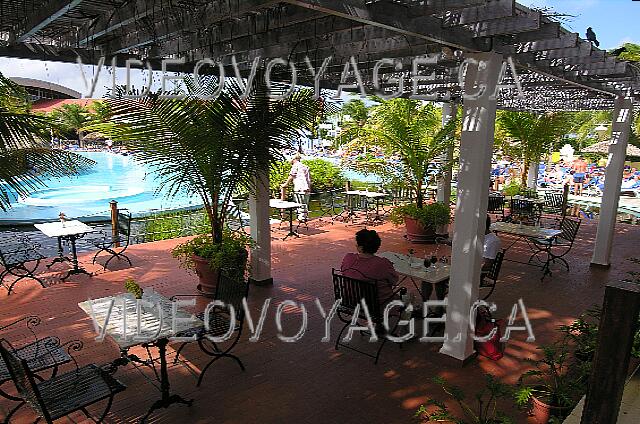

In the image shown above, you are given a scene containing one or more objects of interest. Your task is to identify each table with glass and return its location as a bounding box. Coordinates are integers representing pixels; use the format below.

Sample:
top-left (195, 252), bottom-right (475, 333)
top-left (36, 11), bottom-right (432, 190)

top-left (78, 290), bottom-right (203, 421)
top-left (269, 199), bottom-right (303, 240)
top-left (34, 220), bottom-right (94, 280)
top-left (378, 251), bottom-right (450, 301)
top-left (490, 221), bottom-right (562, 278)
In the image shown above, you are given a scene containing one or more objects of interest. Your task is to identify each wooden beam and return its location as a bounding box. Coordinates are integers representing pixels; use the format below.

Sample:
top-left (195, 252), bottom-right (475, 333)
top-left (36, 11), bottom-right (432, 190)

top-left (470, 10), bottom-right (540, 37)
top-left (282, 0), bottom-right (485, 51)
top-left (442, 0), bottom-right (514, 26)
top-left (538, 40), bottom-right (592, 60)
top-left (504, 32), bottom-right (578, 54)
top-left (78, 0), bottom-right (280, 47)
top-left (108, 5), bottom-right (325, 55)
top-left (15, 0), bottom-right (84, 42)
top-left (506, 21), bottom-right (560, 42)
top-left (581, 281), bottom-right (640, 424)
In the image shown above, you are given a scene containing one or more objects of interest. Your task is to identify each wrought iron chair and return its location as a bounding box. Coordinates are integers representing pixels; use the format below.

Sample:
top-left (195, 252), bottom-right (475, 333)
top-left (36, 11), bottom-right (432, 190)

top-left (527, 217), bottom-right (581, 279)
top-left (543, 191), bottom-right (567, 225)
top-left (92, 209), bottom-right (132, 270)
top-left (0, 316), bottom-right (73, 420)
top-left (508, 198), bottom-right (540, 225)
top-left (479, 250), bottom-right (505, 301)
top-left (0, 338), bottom-right (126, 423)
top-left (332, 269), bottom-right (407, 364)
top-left (487, 194), bottom-right (506, 220)
top-left (0, 233), bottom-right (46, 295)
top-left (172, 270), bottom-right (250, 387)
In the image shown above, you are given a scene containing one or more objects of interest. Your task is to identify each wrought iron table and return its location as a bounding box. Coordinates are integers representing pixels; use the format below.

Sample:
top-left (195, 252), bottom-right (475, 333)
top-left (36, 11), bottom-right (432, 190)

top-left (269, 199), bottom-right (303, 240)
top-left (78, 290), bottom-right (203, 422)
top-left (34, 220), bottom-right (94, 280)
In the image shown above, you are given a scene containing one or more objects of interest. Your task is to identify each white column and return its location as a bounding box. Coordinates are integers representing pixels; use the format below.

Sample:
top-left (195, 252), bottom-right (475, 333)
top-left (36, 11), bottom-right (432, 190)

top-left (436, 103), bottom-right (457, 204)
top-left (440, 52), bottom-right (502, 362)
top-left (591, 97), bottom-right (633, 267)
top-left (249, 169), bottom-right (273, 285)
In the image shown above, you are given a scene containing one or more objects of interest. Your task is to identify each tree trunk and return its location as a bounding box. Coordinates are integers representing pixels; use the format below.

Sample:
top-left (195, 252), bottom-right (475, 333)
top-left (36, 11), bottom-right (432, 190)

top-left (521, 160), bottom-right (529, 186)
top-left (527, 161), bottom-right (539, 189)
top-left (416, 180), bottom-right (424, 208)
top-left (78, 130), bottom-right (84, 148)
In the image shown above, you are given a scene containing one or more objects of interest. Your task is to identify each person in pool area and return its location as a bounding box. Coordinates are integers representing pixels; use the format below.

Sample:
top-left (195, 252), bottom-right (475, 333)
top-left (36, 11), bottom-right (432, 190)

top-left (340, 229), bottom-right (399, 308)
top-left (571, 156), bottom-right (588, 196)
top-left (281, 153), bottom-right (311, 221)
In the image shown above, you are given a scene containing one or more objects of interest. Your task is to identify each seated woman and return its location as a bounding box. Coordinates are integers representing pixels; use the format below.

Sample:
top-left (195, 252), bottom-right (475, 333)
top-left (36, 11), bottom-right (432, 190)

top-left (340, 229), bottom-right (399, 306)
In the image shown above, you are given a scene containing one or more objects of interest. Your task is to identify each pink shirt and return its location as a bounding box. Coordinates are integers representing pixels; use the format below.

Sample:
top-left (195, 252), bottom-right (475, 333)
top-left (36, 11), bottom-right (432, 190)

top-left (340, 253), bottom-right (399, 304)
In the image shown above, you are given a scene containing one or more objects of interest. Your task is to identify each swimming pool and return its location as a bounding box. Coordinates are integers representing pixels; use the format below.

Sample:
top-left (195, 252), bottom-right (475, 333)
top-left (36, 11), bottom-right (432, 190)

top-left (0, 151), bottom-right (199, 225)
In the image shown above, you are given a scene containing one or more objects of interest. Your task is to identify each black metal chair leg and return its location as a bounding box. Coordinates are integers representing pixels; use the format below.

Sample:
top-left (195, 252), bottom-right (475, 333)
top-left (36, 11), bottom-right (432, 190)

top-left (197, 355), bottom-right (223, 387)
top-left (4, 401), bottom-right (25, 424)
top-left (96, 395), bottom-right (114, 423)
top-left (172, 342), bottom-right (188, 364)
top-left (373, 338), bottom-right (388, 364)
top-left (334, 321), bottom-right (351, 351)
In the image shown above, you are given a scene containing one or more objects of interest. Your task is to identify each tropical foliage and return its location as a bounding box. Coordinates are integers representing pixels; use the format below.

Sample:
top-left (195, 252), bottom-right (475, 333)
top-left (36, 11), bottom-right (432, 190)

top-left (496, 111), bottom-right (571, 186)
top-left (90, 74), bottom-right (324, 248)
top-left (269, 158), bottom-right (345, 193)
top-left (611, 43), bottom-right (640, 62)
top-left (0, 72), bottom-right (94, 211)
top-left (416, 375), bottom-right (515, 424)
top-left (333, 98), bottom-right (370, 148)
top-left (345, 99), bottom-right (457, 208)
top-left (50, 103), bottom-right (91, 146)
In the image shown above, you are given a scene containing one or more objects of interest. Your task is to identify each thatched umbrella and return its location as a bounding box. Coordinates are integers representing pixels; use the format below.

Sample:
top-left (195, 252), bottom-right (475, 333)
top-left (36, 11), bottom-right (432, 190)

top-left (581, 140), bottom-right (640, 157)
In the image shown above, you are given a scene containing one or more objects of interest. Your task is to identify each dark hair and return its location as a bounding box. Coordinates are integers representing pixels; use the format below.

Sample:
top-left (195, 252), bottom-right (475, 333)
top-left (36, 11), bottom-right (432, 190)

top-left (486, 214), bottom-right (492, 232)
top-left (355, 229), bottom-right (382, 254)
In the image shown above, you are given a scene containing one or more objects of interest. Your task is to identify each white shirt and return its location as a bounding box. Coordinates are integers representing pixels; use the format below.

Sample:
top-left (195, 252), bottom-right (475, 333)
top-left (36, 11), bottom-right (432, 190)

top-left (483, 232), bottom-right (501, 260)
top-left (290, 161), bottom-right (311, 192)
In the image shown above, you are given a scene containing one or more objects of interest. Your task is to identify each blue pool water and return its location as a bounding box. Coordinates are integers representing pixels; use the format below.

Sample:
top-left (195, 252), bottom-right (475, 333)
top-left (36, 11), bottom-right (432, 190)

top-left (0, 151), bottom-right (199, 224)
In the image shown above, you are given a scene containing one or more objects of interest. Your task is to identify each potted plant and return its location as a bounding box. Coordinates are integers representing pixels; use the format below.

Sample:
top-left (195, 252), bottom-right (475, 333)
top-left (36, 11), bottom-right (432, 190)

top-left (92, 75), bottom-right (323, 294)
top-left (124, 277), bottom-right (144, 299)
top-left (515, 343), bottom-right (586, 423)
top-left (415, 374), bottom-right (516, 423)
top-left (342, 99), bottom-right (457, 243)
top-left (171, 231), bottom-right (253, 294)
top-left (389, 202), bottom-right (450, 243)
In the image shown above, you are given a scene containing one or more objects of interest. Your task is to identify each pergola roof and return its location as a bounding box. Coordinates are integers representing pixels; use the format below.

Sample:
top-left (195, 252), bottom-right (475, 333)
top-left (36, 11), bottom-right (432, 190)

top-left (1, 0), bottom-right (638, 111)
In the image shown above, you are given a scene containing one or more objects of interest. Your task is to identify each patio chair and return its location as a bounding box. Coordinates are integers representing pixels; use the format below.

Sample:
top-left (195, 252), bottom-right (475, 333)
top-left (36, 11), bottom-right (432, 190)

top-left (0, 233), bottom-right (46, 295)
top-left (543, 191), bottom-right (567, 225)
top-left (527, 217), bottom-right (581, 279)
top-left (172, 270), bottom-right (250, 387)
top-left (332, 269), bottom-right (407, 364)
top-left (0, 316), bottom-right (73, 419)
top-left (0, 339), bottom-right (125, 424)
top-left (479, 250), bottom-right (505, 301)
top-left (487, 194), bottom-right (505, 220)
top-left (508, 198), bottom-right (540, 225)
top-left (91, 209), bottom-right (132, 270)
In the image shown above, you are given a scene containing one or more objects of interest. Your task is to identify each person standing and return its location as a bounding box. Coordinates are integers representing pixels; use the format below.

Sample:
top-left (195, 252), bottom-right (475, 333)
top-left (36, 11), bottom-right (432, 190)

top-left (281, 154), bottom-right (311, 221)
top-left (571, 156), bottom-right (588, 196)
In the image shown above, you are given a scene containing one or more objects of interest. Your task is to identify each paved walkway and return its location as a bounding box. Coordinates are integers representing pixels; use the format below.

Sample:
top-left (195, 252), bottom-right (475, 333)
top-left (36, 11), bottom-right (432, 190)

top-left (0, 217), bottom-right (638, 423)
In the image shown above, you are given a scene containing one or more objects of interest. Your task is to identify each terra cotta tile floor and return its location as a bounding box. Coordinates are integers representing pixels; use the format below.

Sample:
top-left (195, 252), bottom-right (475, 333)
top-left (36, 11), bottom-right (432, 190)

top-left (1, 215), bottom-right (638, 423)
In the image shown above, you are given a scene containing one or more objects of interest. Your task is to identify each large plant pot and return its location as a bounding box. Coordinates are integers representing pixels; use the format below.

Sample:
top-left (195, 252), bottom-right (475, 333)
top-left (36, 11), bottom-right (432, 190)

top-left (531, 395), bottom-right (571, 424)
top-left (404, 217), bottom-right (437, 243)
top-left (192, 249), bottom-right (248, 296)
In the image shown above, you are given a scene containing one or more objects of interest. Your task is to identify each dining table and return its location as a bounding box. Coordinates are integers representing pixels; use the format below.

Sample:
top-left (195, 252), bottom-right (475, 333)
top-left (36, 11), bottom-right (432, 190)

top-left (378, 251), bottom-right (450, 301)
top-left (34, 220), bottom-right (94, 280)
top-left (269, 199), bottom-right (303, 240)
top-left (78, 289), bottom-right (203, 422)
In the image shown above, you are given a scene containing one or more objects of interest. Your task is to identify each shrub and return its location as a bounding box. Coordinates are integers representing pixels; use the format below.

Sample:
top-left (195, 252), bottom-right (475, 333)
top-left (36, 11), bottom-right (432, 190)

top-left (388, 202), bottom-right (451, 228)
top-left (502, 180), bottom-right (523, 197)
top-left (269, 158), bottom-right (345, 193)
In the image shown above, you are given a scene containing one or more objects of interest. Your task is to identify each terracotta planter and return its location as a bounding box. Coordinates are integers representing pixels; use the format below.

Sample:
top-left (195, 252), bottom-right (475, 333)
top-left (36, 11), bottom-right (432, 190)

top-left (192, 254), bottom-right (220, 296)
top-left (404, 217), bottom-right (437, 243)
top-left (530, 395), bottom-right (571, 424)
top-left (192, 249), bottom-right (248, 297)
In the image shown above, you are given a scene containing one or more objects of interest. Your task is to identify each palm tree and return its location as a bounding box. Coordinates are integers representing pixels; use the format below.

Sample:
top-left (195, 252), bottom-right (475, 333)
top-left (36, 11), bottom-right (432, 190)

top-left (348, 99), bottom-right (457, 208)
top-left (334, 98), bottom-right (370, 148)
top-left (0, 73), bottom-right (94, 211)
top-left (497, 111), bottom-right (571, 187)
top-left (91, 75), bottom-right (323, 244)
top-left (51, 103), bottom-right (91, 147)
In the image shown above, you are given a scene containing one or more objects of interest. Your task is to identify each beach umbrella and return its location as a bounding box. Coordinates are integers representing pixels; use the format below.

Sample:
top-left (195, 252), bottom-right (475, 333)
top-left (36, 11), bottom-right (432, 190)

top-left (581, 140), bottom-right (640, 157)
